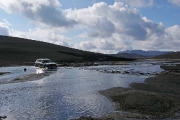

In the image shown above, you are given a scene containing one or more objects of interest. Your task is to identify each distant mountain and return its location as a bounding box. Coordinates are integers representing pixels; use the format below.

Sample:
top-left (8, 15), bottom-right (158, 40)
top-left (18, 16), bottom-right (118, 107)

top-left (111, 53), bottom-right (146, 59)
top-left (118, 50), bottom-right (171, 57)
top-left (0, 35), bottom-right (133, 66)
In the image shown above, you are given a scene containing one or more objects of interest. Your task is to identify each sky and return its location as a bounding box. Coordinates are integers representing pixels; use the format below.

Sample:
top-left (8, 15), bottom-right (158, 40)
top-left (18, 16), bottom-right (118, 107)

top-left (0, 0), bottom-right (180, 54)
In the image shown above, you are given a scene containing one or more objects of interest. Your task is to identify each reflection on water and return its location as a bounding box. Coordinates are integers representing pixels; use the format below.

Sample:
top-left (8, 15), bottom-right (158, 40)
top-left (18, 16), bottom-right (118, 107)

top-left (0, 61), bottom-right (163, 120)
top-left (36, 68), bottom-right (58, 74)
top-left (36, 68), bottom-right (45, 74)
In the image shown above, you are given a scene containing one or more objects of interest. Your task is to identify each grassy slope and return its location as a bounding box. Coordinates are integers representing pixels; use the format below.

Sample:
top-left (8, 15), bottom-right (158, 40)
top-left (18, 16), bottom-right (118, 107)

top-left (0, 35), bottom-right (132, 65)
top-left (154, 52), bottom-right (180, 59)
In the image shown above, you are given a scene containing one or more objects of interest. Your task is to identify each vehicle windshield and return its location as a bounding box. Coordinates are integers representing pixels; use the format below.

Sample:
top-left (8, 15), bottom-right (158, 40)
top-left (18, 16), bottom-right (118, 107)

top-left (42, 60), bottom-right (51, 63)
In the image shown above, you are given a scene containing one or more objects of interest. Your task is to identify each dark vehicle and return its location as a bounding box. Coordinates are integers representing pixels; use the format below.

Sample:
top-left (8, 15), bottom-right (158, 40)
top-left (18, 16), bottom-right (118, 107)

top-left (35, 58), bottom-right (57, 71)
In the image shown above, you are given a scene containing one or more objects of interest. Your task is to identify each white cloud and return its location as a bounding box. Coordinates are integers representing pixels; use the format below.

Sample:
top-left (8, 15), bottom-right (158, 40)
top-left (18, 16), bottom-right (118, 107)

top-left (11, 28), bottom-right (72, 47)
top-left (65, 2), bottom-right (167, 53)
top-left (74, 33), bottom-right (132, 54)
top-left (166, 25), bottom-right (180, 40)
top-left (0, 0), bottom-right (77, 28)
top-left (66, 2), bottom-right (164, 41)
top-left (66, 2), bottom-right (116, 38)
top-left (116, 0), bottom-right (154, 8)
top-left (138, 25), bottom-right (180, 51)
top-left (168, 0), bottom-right (180, 7)
top-left (0, 19), bottom-right (11, 35)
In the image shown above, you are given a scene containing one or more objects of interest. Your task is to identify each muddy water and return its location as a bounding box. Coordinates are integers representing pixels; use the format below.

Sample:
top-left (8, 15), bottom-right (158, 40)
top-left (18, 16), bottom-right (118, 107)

top-left (0, 61), bottom-right (163, 120)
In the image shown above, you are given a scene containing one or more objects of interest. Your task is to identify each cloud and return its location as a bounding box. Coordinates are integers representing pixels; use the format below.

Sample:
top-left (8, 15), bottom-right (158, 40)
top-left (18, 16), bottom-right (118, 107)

top-left (83, 24), bottom-right (179, 53)
top-left (70, 2), bottom-right (180, 53)
top-left (0, 0), bottom-right (77, 28)
top-left (74, 33), bottom-right (133, 54)
top-left (168, 0), bottom-right (180, 7)
top-left (66, 2), bottom-right (165, 53)
top-left (116, 0), bottom-right (154, 8)
top-left (138, 25), bottom-right (180, 51)
top-left (166, 25), bottom-right (180, 40)
top-left (66, 2), bottom-right (116, 38)
top-left (142, 17), bottom-right (165, 37)
top-left (66, 2), bottom-right (164, 41)
top-left (11, 28), bottom-right (72, 47)
top-left (0, 19), bottom-right (11, 36)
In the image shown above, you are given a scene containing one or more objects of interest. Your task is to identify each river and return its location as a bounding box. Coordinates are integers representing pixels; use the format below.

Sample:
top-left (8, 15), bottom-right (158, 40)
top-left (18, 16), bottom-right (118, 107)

top-left (0, 61), bottom-right (163, 120)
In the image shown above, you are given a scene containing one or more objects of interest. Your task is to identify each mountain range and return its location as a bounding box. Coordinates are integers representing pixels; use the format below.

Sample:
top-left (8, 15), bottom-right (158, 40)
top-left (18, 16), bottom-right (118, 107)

top-left (114, 50), bottom-right (173, 59)
top-left (118, 50), bottom-right (172, 57)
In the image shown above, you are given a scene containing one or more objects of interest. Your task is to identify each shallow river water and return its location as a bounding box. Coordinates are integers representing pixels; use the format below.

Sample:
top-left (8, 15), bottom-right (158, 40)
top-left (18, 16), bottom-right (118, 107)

top-left (0, 61), bottom-right (163, 120)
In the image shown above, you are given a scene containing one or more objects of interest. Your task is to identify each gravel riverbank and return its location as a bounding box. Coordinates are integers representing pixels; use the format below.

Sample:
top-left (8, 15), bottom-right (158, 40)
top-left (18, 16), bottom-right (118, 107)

top-left (97, 72), bottom-right (180, 120)
top-left (74, 71), bottom-right (180, 120)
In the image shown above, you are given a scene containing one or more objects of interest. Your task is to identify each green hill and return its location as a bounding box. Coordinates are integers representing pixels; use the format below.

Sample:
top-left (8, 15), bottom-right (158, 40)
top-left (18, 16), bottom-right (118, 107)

top-left (154, 52), bottom-right (180, 59)
top-left (0, 35), bottom-right (133, 66)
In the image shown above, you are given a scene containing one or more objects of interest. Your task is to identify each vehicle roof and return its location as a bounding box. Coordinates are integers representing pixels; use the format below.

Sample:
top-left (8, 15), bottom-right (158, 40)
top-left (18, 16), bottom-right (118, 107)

top-left (36, 58), bottom-right (50, 60)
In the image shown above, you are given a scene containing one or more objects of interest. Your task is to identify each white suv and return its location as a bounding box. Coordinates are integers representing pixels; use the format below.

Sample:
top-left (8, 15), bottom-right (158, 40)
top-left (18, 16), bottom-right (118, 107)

top-left (35, 58), bottom-right (57, 70)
